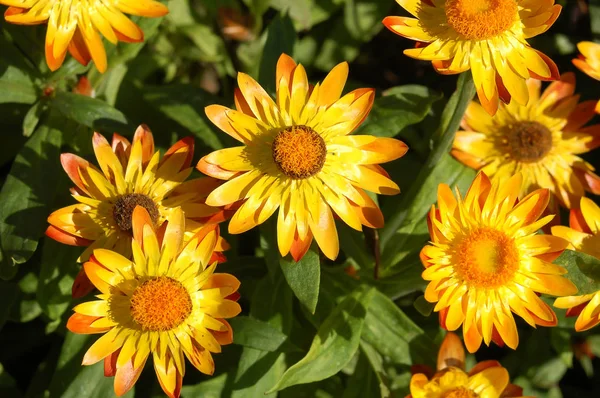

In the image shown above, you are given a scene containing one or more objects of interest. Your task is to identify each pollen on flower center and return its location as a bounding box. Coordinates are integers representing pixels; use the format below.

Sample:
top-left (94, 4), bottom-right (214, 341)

top-left (445, 0), bottom-right (518, 40)
top-left (442, 387), bottom-right (479, 398)
top-left (506, 121), bottom-right (553, 163)
top-left (113, 193), bottom-right (159, 232)
top-left (454, 228), bottom-right (519, 289)
top-left (130, 277), bottom-right (192, 331)
top-left (272, 125), bottom-right (327, 179)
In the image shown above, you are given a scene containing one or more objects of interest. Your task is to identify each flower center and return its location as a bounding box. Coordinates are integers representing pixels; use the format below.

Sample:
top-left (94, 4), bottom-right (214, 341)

top-left (506, 121), bottom-right (553, 163)
top-left (453, 228), bottom-right (519, 289)
top-left (113, 193), bottom-right (159, 232)
top-left (442, 387), bottom-right (479, 398)
top-left (130, 277), bottom-right (192, 331)
top-left (272, 125), bottom-right (327, 179)
top-left (445, 0), bottom-right (518, 40)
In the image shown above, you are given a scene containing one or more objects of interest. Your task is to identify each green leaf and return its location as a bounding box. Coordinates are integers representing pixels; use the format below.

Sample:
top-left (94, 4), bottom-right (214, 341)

top-left (413, 295), bottom-right (434, 317)
top-left (142, 85), bottom-right (224, 150)
top-left (342, 350), bottom-right (380, 398)
top-left (51, 92), bottom-right (130, 133)
top-left (36, 238), bottom-right (80, 321)
top-left (267, 286), bottom-right (375, 393)
top-left (0, 362), bottom-right (21, 397)
top-left (230, 316), bottom-right (288, 352)
top-left (0, 120), bottom-right (62, 280)
top-left (0, 35), bottom-right (39, 105)
top-left (259, 13), bottom-right (296, 92)
top-left (181, 374), bottom-right (228, 398)
top-left (359, 341), bottom-right (391, 398)
top-left (22, 100), bottom-right (44, 137)
top-left (355, 85), bottom-right (443, 138)
top-left (48, 333), bottom-right (134, 398)
top-left (380, 73), bottom-right (476, 269)
top-left (554, 249), bottom-right (600, 295)
top-left (361, 289), bottom-right (431, 366)
top-left (280, 249), bottom-right (321, 314)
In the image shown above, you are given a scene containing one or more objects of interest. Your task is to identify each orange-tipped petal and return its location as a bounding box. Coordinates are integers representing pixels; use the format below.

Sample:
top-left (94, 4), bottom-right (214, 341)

top-left (46, 225), bottom-right (93, 246)
top-left (437, 332), bottom-right (465, 371)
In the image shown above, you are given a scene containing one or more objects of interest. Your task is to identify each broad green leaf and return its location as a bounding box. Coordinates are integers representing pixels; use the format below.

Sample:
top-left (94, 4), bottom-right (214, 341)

top-left (180, 25), bottom-right (229, 63)
top-left (22, 100), bottom-right (44, 137)
top-left (142, 85), bottom-right (224, 150)
top-left (48, 333), bottom-right (134, 398)
top-left (36, 238), bottom-right (80, 321)
top-left (413, 295), bottom-right (434, 317)
top-left (554, 249), bottom-right (600, 295)
top-left (354, 85), bottom-right (443, 138)
top-left (591, 4), bottom-right (600, 40)
top-left (259, 13), bottom-right (296, 92)
top-left (181, 374), bottom-right (228, 398)
top-left (0, 362), bottom-right (21, 397)
top-left (530, 357), bottom-right (568, 389)
top-left (267, 286), bottom-right (375, 393)
top-left (380, 73), bottom-right (475, 269)
top-left (0, 35), bottom-right (39, 104)
top-left (342, 350), bottom-right (380, 398)
top-left (0, 120), bottom-right (62, 280)
top-left (359, 341), bottom-right (391, 398)
top-left (230, 316), bottom-right (288, 352)
top-left (280, 249), bottom-right (321, 314)
top-left (270, 0), bottom-right (312, 30)
top-left (232, 273), bottom-right (292, 396)
top-left (51, 92), bottom-right (130, 133)
top-left (361, 289), bottom-right (431, 366)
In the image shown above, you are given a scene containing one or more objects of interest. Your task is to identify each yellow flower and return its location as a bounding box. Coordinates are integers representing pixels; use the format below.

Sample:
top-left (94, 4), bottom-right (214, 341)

top-left (0, 0), bottom-right (168, 72)
top-left (46, 125), bottom-right (230, 296)
top-left (421, 171), bottom-right (577, 353)
top-left (451, 73), bottom-right (600, 210)
top-left (67, 207), bottom-right (241, 398)
top-left (410, 332), bottom-right (525, 398)
top-left (573, 41), bottom-right (600, 81)
top-left (553, 197), bottom-right (600, 331)
top-left (383, 0), bottom-right (561, 115)
top-left (198, 53), bottom-right (408, 261)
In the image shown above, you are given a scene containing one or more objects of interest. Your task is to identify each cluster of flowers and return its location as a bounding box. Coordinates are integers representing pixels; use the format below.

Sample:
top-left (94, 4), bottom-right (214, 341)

top-left (4, 0), bottom-right (600, 396)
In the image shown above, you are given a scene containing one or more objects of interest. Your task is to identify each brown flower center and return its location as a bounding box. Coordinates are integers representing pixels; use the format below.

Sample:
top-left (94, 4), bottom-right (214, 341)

top-left (453, 228), bottom-right (519, 289)
top-left (113, 193), bottom-right (159, 232)
top-left (272, 125), bottom-right (327, 179)
top-left (506, 121), bottom-right (553, 163)
top-left (130, 277), bottom-right (192, 331)
top-left (442, 387), bottom-right (479, 398)
top-left (445, 0), bottom-right (518, 40)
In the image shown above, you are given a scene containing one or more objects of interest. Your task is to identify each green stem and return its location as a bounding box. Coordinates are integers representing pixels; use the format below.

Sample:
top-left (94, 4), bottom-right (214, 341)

top-left (380, 72), bottom-right (475, 249)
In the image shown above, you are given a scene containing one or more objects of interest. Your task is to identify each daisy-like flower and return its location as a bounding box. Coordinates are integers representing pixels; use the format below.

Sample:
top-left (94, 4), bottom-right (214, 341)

top-left (421, 171), bottom-right (577, 353)
top-left (0, 0), bottom-right (168, 73)
top-left (383, 0), bottom-right (561, 115)
top-left (198, 53), bottom-right (408, 261)
top-left (67, 207), bottom-right (241, 398)
top-left (573, 41), bottom-right (600, 81)
top-left (409, 332), bottom-right (525, 398)
top-left (553, 197), bottom-right (600, 331)
top-left (451, 73), bottom-right (600, 210)
top-left (46, 125), bottom-right (231, 296)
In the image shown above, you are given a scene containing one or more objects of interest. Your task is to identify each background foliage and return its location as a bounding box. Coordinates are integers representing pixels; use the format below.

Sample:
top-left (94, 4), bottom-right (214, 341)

top-left (1, 0), bottom-right (600, 397)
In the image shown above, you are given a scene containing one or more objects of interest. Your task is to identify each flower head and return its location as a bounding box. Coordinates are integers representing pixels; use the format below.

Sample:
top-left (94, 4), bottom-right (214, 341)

top-left (452, 73), bottom-right (600, 210)
top-left (573, 41), bottom-right (600, 81)
top-left (198, 53), bottom-right (407, 261)
top-left (46, 125), bottom-right (231, 296)
top-left (383, 0), bottom-right (561, 115)
top-left (421, 172), bottom-right (577, 352)
top-left (1, 0), bottom-right (168, 72)
top-left (67, 207), bottom-right (241, 398)
top-left (409, 332), bottom-right (524, 398)
top-left (553, 197), bottom-right (600, 331)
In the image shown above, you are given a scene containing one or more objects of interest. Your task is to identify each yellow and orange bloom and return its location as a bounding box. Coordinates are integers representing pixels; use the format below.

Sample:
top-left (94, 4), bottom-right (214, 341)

top-left (553, 197), bottom-right (600, 331)
top-left (198, 53), bottom-right (407, 261)
top-left (452, 73), bottom-right (600, 210)
top-left (46, 125), bottom-right (231, 296)
top-left (421, 171), bottom-right (577, 353)
top-left (383, 0), bottom-right (561, 115)
top-left (408, 332), bottom-right (525, 398)
top-left (67, 207), bottom-right (241, 398)
top-left (0, 0), bottom-right (168, 73)
top-left (573, 41), bottom-right (600, 82)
